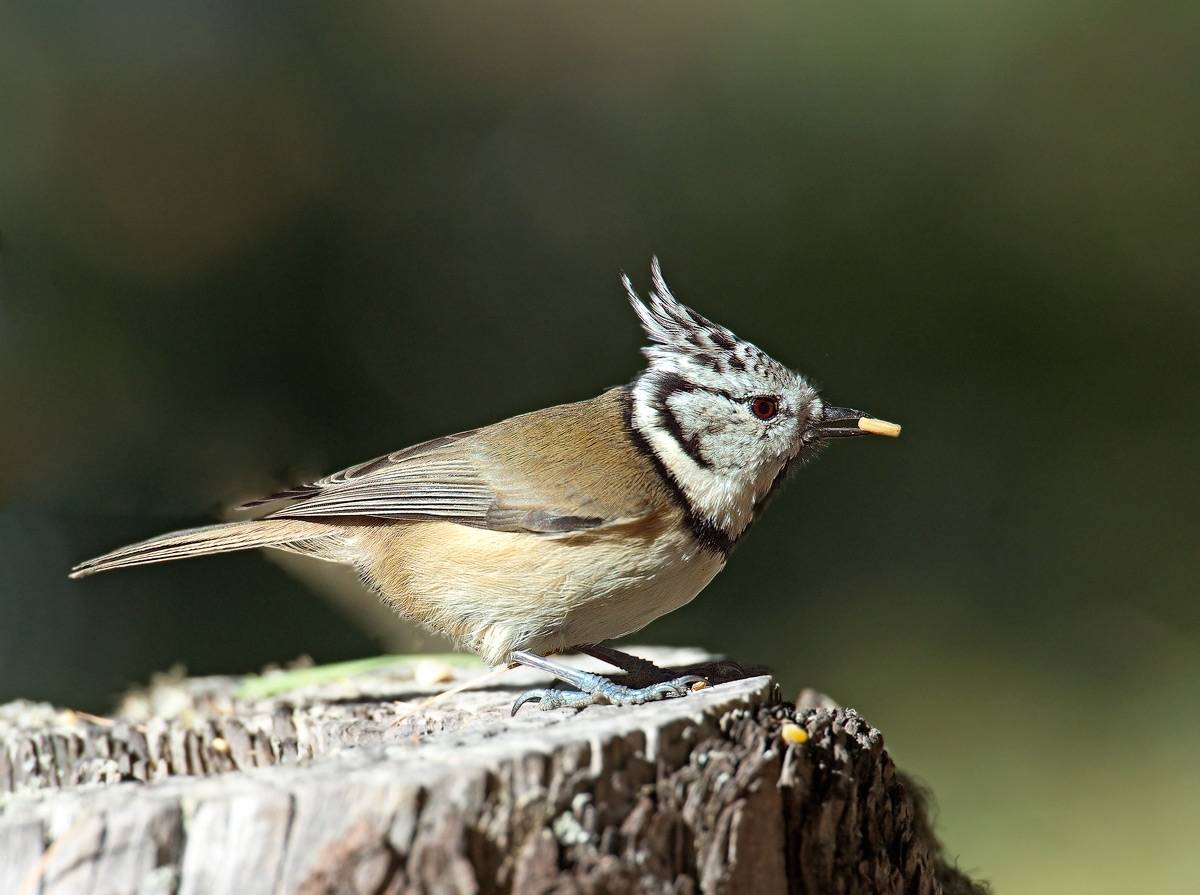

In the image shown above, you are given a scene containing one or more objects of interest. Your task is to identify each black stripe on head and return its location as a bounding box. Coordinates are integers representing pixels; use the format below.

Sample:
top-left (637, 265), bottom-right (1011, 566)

top-left (649, 371), bottom-right (713, 470)
top-left (708, 328), bottom-right (735, 351)
top-left (620, 386), bottom-right (734, 557)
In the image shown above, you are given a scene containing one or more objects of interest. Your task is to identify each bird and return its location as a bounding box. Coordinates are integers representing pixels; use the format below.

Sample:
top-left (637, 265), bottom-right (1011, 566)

top-left (71, 259), bottom-right (900, 713)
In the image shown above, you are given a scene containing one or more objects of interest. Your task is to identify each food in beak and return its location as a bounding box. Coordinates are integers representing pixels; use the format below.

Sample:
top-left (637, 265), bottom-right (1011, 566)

top-left (857, 417), bottom-right (902, 437)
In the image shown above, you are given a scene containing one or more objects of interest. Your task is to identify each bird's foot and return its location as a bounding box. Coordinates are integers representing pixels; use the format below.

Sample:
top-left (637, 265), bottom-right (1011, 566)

top-left (509, 650), bottom-right (707, 715)
top-left (511, 675), bottom-right (707, 714)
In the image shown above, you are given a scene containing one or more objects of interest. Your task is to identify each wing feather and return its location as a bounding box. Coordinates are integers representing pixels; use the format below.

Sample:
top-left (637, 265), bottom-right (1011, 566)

top-left (256, 432), bottom-right (496, 523)
top-left (246, 390), bottom-right (672, 535)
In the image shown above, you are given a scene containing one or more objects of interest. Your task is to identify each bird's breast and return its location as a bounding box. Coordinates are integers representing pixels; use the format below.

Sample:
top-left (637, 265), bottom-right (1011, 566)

top-left (353, 512), bottom-right (725, 663)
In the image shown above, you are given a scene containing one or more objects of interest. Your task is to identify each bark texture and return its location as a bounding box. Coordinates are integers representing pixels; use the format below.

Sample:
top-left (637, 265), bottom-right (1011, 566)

top-left (0, 648), bottom-right (985, 895)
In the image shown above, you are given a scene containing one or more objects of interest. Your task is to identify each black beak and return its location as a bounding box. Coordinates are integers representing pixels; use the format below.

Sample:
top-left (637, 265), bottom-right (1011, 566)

top-left (817, 405), bottom-right (902, 439)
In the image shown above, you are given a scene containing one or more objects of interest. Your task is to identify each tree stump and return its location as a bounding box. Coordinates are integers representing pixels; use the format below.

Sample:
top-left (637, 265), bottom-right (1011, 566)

top-left (0, 648), bottom-right (985, 894)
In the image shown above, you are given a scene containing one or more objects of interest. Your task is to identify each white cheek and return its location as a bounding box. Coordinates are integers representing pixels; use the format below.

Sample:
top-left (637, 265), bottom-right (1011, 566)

top-left (634, 411), bottom-right (768, 537)
top-left (634, 376), bottom-right (798, 540)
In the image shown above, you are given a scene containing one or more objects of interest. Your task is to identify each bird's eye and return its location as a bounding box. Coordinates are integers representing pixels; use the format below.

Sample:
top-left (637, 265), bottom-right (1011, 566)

top-left (749, 397), bottom-right (779, 420)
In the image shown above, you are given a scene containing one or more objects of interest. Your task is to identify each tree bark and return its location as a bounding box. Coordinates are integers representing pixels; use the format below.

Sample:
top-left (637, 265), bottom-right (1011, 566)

top-left (0, 648), bottom-right (985, 895)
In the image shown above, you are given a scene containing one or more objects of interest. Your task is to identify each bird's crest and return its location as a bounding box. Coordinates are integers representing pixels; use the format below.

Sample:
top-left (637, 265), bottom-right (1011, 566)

top-left (623, 258), bottom-right (765, 378)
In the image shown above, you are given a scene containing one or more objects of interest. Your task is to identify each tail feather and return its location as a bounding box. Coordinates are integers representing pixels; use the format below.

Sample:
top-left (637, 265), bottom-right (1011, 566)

top-left (69, 519), bottom-right (343, 579)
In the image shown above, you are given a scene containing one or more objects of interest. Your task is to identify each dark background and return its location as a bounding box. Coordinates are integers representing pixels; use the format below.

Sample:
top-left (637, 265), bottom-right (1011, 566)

top-left (2, 3), bottom-right (1197, 891)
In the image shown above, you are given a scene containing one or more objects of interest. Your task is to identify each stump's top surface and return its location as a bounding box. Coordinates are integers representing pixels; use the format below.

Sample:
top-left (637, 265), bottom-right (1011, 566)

top-left (0, 647), bottom-right (765, 804)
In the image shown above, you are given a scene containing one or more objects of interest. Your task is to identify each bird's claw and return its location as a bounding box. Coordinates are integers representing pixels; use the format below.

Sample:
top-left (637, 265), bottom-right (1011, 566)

top-left (510, 674), bottom-right (709, 715)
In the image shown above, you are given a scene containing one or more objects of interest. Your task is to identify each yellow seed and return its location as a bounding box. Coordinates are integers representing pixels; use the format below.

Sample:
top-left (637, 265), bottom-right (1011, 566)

top-left (781, 723), bottom-right (808, 745)
top-left (211, 736), bottom-right (229, 753)
top-left (858, 417), bottom-right (902, 438)
top-left (690, 680), bottom-right (711, 692)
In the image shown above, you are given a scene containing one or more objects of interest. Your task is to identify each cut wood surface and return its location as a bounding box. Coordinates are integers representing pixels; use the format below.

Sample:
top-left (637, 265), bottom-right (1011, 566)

top-left (0, 647), bottom-right (985, 895)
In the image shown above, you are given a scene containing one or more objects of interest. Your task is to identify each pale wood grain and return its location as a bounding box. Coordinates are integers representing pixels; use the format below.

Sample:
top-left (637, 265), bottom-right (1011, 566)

top-left (0, 648), bottom-right (983, 895)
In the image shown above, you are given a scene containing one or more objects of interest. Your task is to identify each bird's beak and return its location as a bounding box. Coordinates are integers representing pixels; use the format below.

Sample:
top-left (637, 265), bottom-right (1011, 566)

top-left (817, 405), bottom-right (902, 439)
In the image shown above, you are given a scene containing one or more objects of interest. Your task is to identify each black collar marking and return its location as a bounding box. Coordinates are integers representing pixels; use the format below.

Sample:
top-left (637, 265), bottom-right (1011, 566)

top-left (620, 385), bottom-right (734, 558)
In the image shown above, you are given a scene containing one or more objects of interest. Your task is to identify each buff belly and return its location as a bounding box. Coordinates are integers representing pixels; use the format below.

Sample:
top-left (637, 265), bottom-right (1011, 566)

top-left (351, 519), bottom-right (725, 666)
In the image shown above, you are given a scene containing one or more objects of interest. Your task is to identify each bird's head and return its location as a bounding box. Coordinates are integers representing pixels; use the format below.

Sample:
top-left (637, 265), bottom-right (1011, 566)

top-left (624, 258), bottom-right (898, 543)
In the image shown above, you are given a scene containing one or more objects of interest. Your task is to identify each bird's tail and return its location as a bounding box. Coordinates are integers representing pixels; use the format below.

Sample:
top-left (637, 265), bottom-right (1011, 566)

top-left (69, 519), bottom-right (345, 579)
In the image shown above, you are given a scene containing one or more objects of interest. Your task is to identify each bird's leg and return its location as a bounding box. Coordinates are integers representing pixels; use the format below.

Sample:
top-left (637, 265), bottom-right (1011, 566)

top-left (509, 650), bottom-right (707, 715)
top-left (574, 644), bottom-right (679, 682)
top-left (576, 644), bottom-right (749, 686)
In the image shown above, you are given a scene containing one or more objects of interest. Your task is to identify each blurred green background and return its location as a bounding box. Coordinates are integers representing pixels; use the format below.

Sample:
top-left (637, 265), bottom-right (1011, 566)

top-left (1, 2), bottom-right (1197, 891)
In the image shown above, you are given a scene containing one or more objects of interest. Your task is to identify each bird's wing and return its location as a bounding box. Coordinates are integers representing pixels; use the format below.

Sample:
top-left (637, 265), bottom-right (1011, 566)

top-left (245, 389), bottom-right (672, 534)
top-left (248, 429), bottom-right (499, 524)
